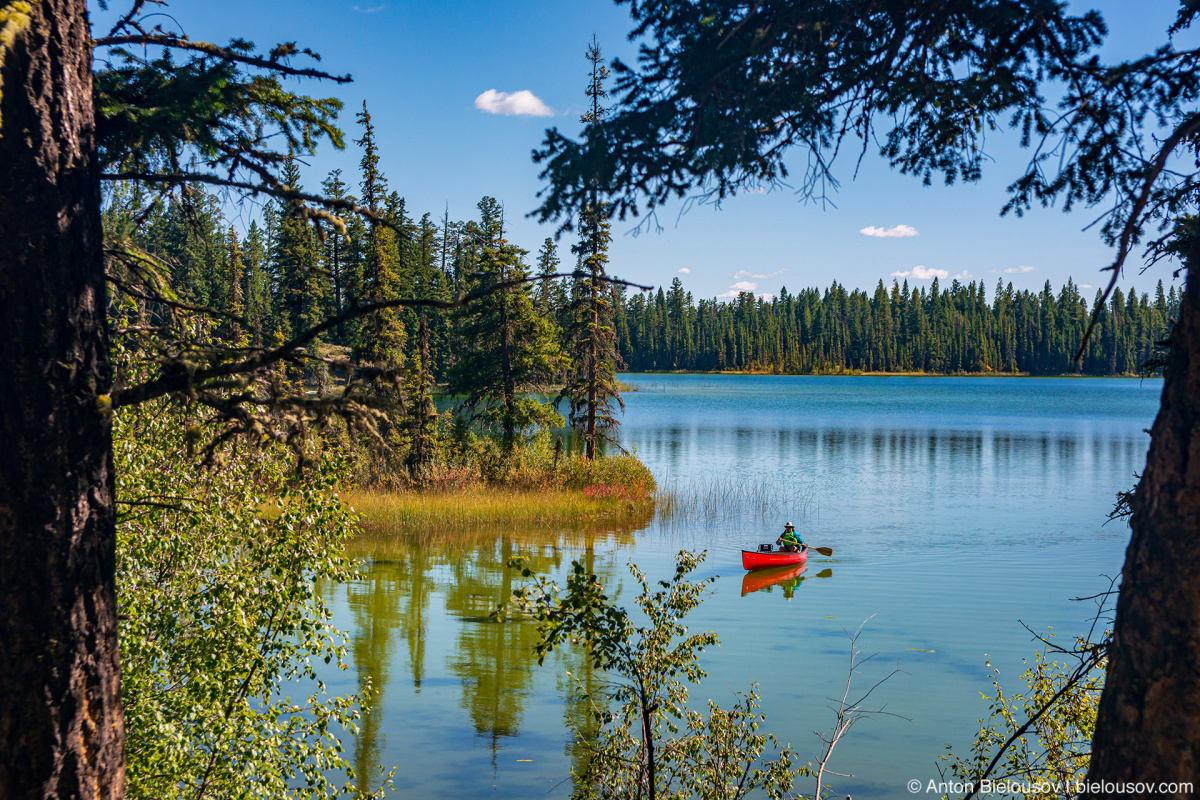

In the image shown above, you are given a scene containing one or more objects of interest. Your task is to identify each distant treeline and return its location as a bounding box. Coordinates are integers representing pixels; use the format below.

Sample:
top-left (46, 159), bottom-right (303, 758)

top-left (613, 277), bottom-right (1179, 375)
top-left (112, 168), bottom-right (1177, 382)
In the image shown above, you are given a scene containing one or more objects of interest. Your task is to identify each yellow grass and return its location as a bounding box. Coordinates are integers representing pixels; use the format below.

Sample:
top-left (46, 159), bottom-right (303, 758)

top-left (342, 485), bottom-right (654, 531)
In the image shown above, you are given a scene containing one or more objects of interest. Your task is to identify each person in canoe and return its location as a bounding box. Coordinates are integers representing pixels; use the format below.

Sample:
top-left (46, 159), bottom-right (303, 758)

top-left (777, 522), bottom-right (804, 553)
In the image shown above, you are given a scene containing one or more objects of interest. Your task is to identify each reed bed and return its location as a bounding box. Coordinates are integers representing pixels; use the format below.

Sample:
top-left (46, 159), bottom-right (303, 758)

top-left (343, 485), bottom-right (655, 532)
top-left (654, 472), bottom-right (816, 526)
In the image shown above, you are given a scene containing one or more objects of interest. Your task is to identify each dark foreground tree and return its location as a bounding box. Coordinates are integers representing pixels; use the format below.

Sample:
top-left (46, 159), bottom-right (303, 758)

top-left (0, 3), bottom-right (123, 796)
top-left (532, 1), bottom-right (1200, 792)
top-left (1, 3), bottom-right (593, 796)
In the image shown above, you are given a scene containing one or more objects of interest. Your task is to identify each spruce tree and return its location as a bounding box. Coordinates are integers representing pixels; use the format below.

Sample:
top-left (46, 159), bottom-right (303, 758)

top-left (534, 236), bottom-right (568, 322)
top-left (451, 220), bottom-right (565, 451)
top-left (560, 38), bottom-right (625, 459)
top-left (321, 168), bottom-right (351, 339)
top-left (271, 156), bottom-right (325, 350)
top-left (403, 315), bottom-right (439, 480)
top-left (354, 102), bottom-right (405, 368)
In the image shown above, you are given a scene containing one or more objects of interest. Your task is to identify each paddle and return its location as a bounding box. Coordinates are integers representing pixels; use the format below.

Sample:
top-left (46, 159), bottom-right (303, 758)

top-left (757, 543), bottom-right (833, 557)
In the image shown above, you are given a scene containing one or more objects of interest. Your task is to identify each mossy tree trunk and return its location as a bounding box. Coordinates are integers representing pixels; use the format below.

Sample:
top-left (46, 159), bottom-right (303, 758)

top-left (0, 1), bottom-right (125, 797)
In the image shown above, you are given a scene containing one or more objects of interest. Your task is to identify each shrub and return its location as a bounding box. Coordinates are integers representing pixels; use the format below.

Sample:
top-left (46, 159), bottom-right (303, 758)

top-left (557, 451), bottom-right (656, 497)
top-left (115, 406), bottom-right (384, 800)
top-left (938, 634), bottom-right (1106, 800)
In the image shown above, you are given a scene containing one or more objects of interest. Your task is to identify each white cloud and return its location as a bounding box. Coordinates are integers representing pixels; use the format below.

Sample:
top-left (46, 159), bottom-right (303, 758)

top-left (890, 265), bottom-right (948, 280)
top-left (716, 280), bottom-right (759, 299)
top-left (1004, 265), bottom-right (1036, 274)
top-left (756, 293), bottom-right (776, 302)
top-left (952, 270), bottom-right (973, 281)
top-left (677, 267), bottom-right (691, 274)
top-left (733, 268), bottom-right (786, 280)
top-left (474, 89), bottom-right (553, 117)
top-left (1080, 284), bottom-right (1094, 289)
top-left (352, 3), bottom-right (386, 11)
top-left (860, 224), bottom-right (919, 238)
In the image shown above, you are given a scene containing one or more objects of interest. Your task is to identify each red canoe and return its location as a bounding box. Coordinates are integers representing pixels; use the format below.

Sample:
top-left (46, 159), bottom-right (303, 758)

top-left (741, 546), bottom-right (808, 571)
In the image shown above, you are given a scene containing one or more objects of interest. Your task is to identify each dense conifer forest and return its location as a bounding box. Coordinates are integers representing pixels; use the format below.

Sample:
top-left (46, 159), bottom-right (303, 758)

top-left (618, 276), bottom-right (1180, 375)
top-left (121, 166), bottom-right (1178, 381)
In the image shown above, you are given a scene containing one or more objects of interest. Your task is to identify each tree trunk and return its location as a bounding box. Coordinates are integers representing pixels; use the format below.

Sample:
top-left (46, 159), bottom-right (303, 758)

top-left (0, 2), bottom-right (125, 798)
top-left (1085, 240), bottom-right (1200, 796)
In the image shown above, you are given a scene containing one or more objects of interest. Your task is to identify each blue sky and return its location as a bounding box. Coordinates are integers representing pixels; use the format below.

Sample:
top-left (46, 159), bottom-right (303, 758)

top-left (93, 1), bottom-right (1195, 302)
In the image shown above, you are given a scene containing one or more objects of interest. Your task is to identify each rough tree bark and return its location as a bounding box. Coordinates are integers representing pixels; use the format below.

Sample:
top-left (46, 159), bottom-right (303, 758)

top-left (0, 2), bottom-right (125, 798)
top-left (1085, 238), bottom-right (1200, 797)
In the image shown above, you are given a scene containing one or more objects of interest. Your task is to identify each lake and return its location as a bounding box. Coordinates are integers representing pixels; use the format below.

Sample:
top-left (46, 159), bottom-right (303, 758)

top-left (324, 375), bottom-right (1160, 798)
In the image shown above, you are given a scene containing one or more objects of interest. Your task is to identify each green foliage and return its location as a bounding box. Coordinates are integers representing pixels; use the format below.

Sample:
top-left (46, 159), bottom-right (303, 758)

top-left (114, 405), bottom-right (385, 799)
top-left (451, 231), bottom-right (567, 449)
top-left (503, 550), bottom-right (802, 800)
top-left (95, 23), bottom-right (347, 184)
top-left (939, 636), bottom-right (1107, 799)
top-left (354, 102), bottom-right (406, 368)
top-left (557, 450), bottom-right (656, 498)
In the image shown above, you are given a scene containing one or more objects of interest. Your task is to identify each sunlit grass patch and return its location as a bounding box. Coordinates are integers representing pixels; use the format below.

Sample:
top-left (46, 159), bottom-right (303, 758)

top-left (343, 484), bottom-right (654, 532)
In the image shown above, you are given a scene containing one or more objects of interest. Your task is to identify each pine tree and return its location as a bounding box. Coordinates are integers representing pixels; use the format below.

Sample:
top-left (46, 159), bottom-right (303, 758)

top-left (321, 168), bottom-right (351, 339)
top-left (271, 157), bottom-right (325, 351)
top-left (534, 237), bottom-right (568, 322)
top-left (224, 226), bottom-right (246, 345)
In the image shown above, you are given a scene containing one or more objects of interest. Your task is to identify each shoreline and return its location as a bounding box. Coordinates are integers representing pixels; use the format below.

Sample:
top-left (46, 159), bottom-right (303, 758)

top-left (618, 369), bottom-right (1163, 379)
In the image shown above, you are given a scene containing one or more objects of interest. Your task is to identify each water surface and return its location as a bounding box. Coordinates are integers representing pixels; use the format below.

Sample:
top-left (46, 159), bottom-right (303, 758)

top-left (325, 376), bottom-right (1159, 798)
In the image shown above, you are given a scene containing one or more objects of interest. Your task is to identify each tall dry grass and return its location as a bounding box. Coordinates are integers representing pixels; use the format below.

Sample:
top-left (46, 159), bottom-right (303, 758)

top-left (343, 484), bottom-right (654, 532)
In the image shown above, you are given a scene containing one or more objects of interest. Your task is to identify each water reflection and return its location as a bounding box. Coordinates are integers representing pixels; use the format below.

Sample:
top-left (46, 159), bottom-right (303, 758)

top-left (741, 565), bottom-right (835, 598)
top-left (628, 426), bottom-right (1143, 481)
top-left (324, 376), bottom-right (1160, 799)
top-left (741, 563), bottom-right (807, 597)
top-left (337, 523), bottom-right (645, 795)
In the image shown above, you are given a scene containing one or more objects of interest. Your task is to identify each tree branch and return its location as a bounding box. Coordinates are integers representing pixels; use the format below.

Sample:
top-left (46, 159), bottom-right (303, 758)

top-left (93, 34), bottom-right (352, 83)
top-left (109, 272), bottom-right (652, 409)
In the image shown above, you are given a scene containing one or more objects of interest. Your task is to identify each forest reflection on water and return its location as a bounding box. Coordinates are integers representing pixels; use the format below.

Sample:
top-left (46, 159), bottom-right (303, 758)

top-left (335, 522), bottom-right (647, 798)
top-left (327, 376), bottom-right (1160, 799)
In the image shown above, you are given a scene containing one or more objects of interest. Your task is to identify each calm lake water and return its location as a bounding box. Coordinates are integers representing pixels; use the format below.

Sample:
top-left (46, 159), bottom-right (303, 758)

top-left (324, 375), bottom-right (1160, 799)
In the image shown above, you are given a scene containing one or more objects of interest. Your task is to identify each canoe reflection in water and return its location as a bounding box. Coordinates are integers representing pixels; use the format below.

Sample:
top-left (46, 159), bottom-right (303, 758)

top-left (740, 563), bottom-right (833, 599)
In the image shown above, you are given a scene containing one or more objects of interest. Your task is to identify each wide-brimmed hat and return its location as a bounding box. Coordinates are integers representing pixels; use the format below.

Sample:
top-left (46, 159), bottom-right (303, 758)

top-left (784, 522), bottom-right (795, 529)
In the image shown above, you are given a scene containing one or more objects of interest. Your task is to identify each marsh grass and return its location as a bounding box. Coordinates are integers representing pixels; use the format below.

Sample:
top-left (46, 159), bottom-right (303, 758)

top-left (343, 485), bottom-right (655, 532)
top-left (655, 472), bottom-right (816, 526)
